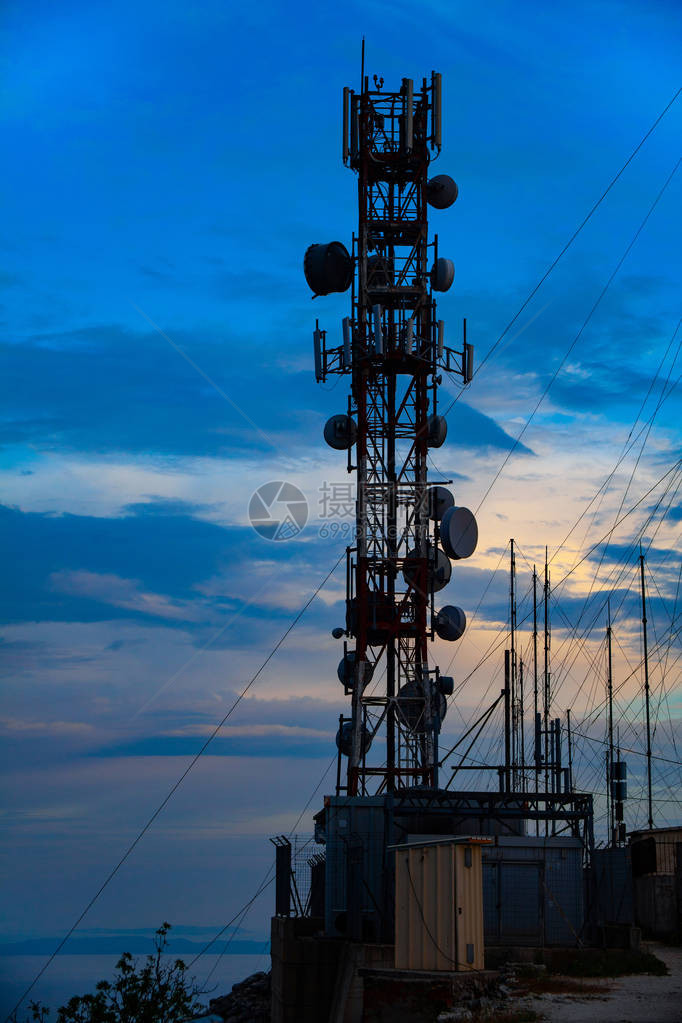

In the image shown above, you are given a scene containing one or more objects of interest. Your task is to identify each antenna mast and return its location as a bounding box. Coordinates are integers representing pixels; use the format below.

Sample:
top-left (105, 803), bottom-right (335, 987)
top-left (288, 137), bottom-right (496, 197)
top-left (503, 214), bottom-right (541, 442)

top-left (543, 548), bottom-right (551, 801)
top-left (639, 551), bottom-right (654, 830)
top-left (307, 69), bottom-right (476, 795)
top-left (607, 602), bottom-right (614, 844)
top-left (510, 538), bottom-right (518, 788)
top-left (533, 566), bottom-right (539, 818)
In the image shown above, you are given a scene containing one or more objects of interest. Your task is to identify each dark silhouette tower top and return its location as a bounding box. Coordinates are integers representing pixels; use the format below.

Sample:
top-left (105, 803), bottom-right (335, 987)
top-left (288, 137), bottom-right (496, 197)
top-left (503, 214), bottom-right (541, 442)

top-left (305, 68), bottom-right (477, 796)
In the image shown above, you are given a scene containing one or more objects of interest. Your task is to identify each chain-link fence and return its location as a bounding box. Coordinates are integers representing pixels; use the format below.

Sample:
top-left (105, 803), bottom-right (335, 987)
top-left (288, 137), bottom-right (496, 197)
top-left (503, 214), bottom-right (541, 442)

top-left (271, 834), bottom-right (326, 917)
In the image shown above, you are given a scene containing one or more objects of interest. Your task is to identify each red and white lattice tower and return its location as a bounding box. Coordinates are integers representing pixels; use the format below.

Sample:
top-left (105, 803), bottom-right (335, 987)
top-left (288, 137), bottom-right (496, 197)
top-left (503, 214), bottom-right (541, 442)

top-left (305, 69), bottom-right (478, 797)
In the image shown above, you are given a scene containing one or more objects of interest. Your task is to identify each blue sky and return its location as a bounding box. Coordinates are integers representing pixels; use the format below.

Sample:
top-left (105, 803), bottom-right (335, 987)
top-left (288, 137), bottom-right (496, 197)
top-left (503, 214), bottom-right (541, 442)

top-left (1, 0), bottom-right (681, 1000)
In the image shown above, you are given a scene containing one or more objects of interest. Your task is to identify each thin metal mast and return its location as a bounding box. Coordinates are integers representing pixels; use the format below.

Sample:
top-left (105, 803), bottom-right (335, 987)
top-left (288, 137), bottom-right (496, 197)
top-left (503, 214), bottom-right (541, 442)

top-left (543, 547), bottom-right (551, 797)
top-left (504, 649), bottom-right (511, 788)
top-left (639, 551), bottom-right (654, 830)
top-left (519, 656), bottom-right (525, 791)
top-left (533, 566), bottom-right (539, 798)
top-left (607, 601), bottom-right (614, 844)
top-left (510, 538), bottom-right (517, 788)
top-left (566, 707), bottom-right (573, 793)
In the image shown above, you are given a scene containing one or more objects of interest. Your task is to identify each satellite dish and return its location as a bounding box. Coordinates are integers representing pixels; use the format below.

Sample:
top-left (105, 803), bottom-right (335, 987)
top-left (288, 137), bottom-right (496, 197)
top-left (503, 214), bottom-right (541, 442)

top-left (427, 485), bottom-right (454, 521)
top-left (367, 253), bottom-right (393, 291)
top-left (304, 241), bottom-right (353, 296)
top-left (427, 414), bottom-right (447, 448)
top-left (434, 605), bottom-right (467, 642)
top-left (440, 506), bottom-right (478, 560)
top-left (430, 257), bottom-right (455, 292)
top-left (426, 174), bottom-right (458, 209)
top-left (337, 651), bottom-right (374, 689)
top-left (324, 414), bottom-right (357, 450)
top-left (332, 627), bottom-right (345, 639)
top-left (336, 720), bottom-right (372, 757)
top-left (346, 593), bottom-right (395, 645)
top-left (438, 675), bottom-right (455, 696)
top-left (403, 544), bottom-right (451, 594)
top-left (397, 681), bottom-right (445, 731)
top-left (396, 681), bottom-right (424, 731)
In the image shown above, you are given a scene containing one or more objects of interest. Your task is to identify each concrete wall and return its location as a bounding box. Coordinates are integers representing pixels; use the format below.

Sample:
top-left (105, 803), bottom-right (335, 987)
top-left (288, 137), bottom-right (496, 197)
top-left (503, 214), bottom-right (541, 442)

top-left (270, 917), bottom-right (342, 1023)
top-left (270, 916), bottom-right (393, 1023)
top-left (362, 969), bottom-right (499, 1023)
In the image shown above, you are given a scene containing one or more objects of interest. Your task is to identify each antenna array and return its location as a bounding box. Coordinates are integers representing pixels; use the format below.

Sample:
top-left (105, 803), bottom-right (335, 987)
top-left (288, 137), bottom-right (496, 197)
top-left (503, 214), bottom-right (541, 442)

top-left (305, 69), bottom-right (477, 795)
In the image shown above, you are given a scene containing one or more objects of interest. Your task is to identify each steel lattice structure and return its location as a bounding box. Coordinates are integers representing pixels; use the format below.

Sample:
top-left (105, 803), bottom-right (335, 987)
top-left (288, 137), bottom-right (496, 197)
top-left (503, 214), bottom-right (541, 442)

top-left (306, 69), bottom-right (475, 797)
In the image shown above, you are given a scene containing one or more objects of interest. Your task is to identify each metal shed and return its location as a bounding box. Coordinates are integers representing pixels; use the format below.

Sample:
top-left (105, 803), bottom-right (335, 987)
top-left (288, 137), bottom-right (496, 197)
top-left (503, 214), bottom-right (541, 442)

top-left (482, 836), bottom-right (584, 946)
top-left (630, 827), bottom-right (682, 938)
top-left (316, 796), bottom-right (584, 943)
top-left (592, 846), bottom-right (633, 926)
top-left (393, 837), bottom-right (489, 971)
top-left (318, 796), bottom-right (389, 940)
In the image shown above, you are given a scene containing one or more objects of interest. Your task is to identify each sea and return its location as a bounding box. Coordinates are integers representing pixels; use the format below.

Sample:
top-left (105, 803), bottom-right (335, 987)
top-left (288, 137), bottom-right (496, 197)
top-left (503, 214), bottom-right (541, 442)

top-left (0, 953), bottom-right (270, 1019)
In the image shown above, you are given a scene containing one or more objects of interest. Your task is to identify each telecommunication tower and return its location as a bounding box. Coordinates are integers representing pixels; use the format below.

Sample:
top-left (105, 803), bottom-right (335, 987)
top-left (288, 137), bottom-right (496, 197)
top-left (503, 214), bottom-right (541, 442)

top-left (304, 67), bottom-right (478, 797)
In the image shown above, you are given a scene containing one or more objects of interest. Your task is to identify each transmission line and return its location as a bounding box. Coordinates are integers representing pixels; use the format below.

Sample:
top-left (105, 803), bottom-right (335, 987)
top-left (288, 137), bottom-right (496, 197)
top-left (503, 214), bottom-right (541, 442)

top-left (7, 551), bottom-right (345, 1020)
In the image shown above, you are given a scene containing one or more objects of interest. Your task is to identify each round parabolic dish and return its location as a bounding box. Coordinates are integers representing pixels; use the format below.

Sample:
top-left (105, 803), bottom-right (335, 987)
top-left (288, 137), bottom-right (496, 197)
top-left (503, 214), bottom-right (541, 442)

top-left (430, 257), bottom-right (455, 292)
top-left (426, 174), bottom-right (459, 209)
top-left (337, 651), bottom-right (374, 688)
top-left (403, 544), bottom-right (451, 594)
top-left (336, 720), bottom-right (372, 757)
top-left (432, 547), bottom-right (452, 591)
top-left (427, 414), bottom-right (447, 448)
top-left (324, 413), bottom-right (357, 450)
top-left (304, 241), bottom-right (353, 296)
top-left (396, 681), bottom-right (424, 731)
top-left (435, 605), bottom-right (467, 641)
top-left (427, 484), bottom-right (454, 521)
top-left (440, 505), bottom-right (478, 560)
top-left (397, 682), bottom-right (445, 730)
top-left (367, 253), bottom-right (392, 289)
top-left (438, 675), bottom-right (455, 697)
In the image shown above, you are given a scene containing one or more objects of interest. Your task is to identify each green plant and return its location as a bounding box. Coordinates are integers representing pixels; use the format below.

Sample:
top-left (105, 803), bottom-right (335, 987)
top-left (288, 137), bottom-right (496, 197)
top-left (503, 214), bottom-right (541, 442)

top-left (548, 947), bottom-right (668, 978)
top-left (14, 924), bottom-right (207, 1023)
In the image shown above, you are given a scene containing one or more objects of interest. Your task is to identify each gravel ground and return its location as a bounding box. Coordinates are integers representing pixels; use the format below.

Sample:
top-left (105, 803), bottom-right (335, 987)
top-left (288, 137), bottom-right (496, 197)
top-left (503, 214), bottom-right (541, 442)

top-left (518, 944), bottom-right (682, 1022)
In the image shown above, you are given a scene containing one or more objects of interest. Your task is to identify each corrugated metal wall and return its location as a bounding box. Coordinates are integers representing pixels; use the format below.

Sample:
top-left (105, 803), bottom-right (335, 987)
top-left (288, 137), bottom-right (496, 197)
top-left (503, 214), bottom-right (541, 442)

top-left (394, 842), bottom-right (484, 971)
top-left (592, 847), bottom-right (633, 925)
top-left (482, 837), bottom-right (583, 946)
top-left (323, 797), bottom-right (389, 939)
top-left (454, 844), bottom-right (485, 969)
top-left (395, 844), bottom-right (455, 970)
top-left (321, 799), bottom-right (585, 948)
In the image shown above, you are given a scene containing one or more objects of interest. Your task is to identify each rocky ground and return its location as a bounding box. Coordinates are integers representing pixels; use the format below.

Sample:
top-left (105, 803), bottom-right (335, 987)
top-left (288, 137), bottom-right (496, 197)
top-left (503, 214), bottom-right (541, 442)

top-left (208, 944), bottom-right (682, 1023)
top-left (209, 970), bottom-right (270, 1023)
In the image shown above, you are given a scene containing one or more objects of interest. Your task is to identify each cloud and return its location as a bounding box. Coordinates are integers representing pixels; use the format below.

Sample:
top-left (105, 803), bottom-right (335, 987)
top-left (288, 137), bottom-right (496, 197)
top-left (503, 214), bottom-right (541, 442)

top-left (0, 502), bottom-right (352, 637)
top-left (0, 4), bottom-right (680, 980)
top-left (0, 502), bottom-right (235, 625)
top-left (0, 717), bottom-right (94, 736)
top-left (439, 400), bottom-right (534, 456)
top-left (93, 727), bottom-right (333, 759)
top-left (0, 320), bottom-right (540, 464)
top-left (49, 570), bottom-right (204, 622)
